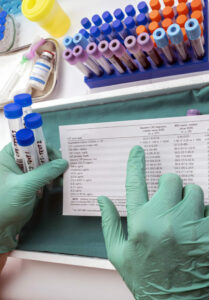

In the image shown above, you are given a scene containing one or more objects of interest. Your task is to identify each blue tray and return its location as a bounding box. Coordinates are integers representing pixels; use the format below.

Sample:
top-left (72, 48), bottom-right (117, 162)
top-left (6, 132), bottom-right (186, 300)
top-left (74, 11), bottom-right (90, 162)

top-left (85, 2), bottom-right (208, 89)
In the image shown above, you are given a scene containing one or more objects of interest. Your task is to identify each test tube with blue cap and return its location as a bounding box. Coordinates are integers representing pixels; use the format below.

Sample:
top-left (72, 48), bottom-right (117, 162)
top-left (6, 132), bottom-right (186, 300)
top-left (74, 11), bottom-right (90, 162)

top-left (167, 24), bottom-right (188, 61)
top-left (153, 28), bottom-right (175, 64)
top-left (102, 11), bottom-right (113, 24)
top-left (4, 103), bottom-right (25, 172)
top-left (63, 36), bottom-right (75, 49)
top-left (24, 113), bottom-right (49, 165)
top-left (16, 128), bottom-right (39, 172)
top-left (185, 19), bottom-right (204, 60)
top-left (79, 29), bottom-right (96, 43)
top-left (90, 25), bottom-right (108, 42)
top-left (63, 49), bottom-right (92, 77)
top-left (136, 13), bottom-right (148, 30)
top-left (92, 14), bottom-right (103, 29)
top-left (14, 93), bottom-right (32, 119)
top-left (81, 17), bottom-right (92, 30)
top-left (125, 5), bottom-right (136, 20)
top-left (124, 17), bottom-right (137, 36)
top-left (137, 2), bottom-right (149, 19)
top-left (113, 20), bottom-right (130, 40)
top-left (114, 8), bottom-right (125, 23)
top-left (101, 23), bottom-right (119, 41)
top-left (73, 33), bottom-right (89, 49)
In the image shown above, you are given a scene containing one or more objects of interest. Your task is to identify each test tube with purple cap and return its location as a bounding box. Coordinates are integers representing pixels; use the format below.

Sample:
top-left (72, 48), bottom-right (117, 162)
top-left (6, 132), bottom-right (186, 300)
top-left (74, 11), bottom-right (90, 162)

top-left (63, 49), bottom-right (92, 77)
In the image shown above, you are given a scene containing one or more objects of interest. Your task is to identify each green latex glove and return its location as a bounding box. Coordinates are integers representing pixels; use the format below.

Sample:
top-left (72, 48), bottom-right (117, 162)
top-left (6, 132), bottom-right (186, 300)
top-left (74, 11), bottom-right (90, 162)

top-left (0, 143), bottom-right (68, 254)
top-left (98, 146), bottom-right (209, 299)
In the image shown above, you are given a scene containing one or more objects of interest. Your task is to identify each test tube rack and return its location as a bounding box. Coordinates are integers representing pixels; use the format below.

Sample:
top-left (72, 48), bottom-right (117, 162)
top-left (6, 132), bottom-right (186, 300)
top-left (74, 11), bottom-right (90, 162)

top-left (84, 2), bottom-right (208, 89)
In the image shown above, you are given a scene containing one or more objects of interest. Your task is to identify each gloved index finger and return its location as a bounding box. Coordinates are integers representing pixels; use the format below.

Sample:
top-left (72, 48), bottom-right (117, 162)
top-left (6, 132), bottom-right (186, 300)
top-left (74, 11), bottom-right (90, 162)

top-left (126, 146), bottom-right (148, 217)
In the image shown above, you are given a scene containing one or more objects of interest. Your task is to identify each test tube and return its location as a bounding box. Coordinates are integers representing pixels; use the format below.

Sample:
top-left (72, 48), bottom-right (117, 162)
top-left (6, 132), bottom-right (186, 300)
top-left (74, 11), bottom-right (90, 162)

top-left (137, 32), bottom-right (163, 66)
top-left (4, 103), bottom-right (25, 172)
top-left (109, 39), bottom-right (138, 72)
top-left (191, 10), bottom-right (204, 30)
top-left (14, 93), bottom-right (32, 119)
top-left (136, 13), bottom-right (149, 29)
top-left (136, 25), bottom-right (147, 36)
top-left (190, 0), bottom-right (203, 12)
top-left (101, 23), bottom-right (119, 40)
top-left (149, 10), bottom-right (161, 24)
top-left (79, 29), bottom-right (94, 43)
top-left (81, 17), bottom-right (92, 30)
top-left (153, 28), bottom-right (175, 64)
top-left (176, 15), bottom-right (188, 28)
top-left (73, 45), bottom-right (103, 76)
top-left (63, 49), bottom-right (92, 77)
top-left (63, 36), bottom-right (75, 50)
top-left (98, 40), bottom-right (127, 73)
top-left (185, 18), bottom-right (204, 59)
top-left (163, 0), bottom-right (177, 16)
top-left (24, 113), bottom-right (49, 165)
top-left (124, 17), bottom-right (137, 36)
top-left (148, 21), bottom-right (159, 34)
top-left (112, 20), bottom-right (130, 40)
top-left (137, 2), bottom-right (149, 19)
top-left (125, 5), bottom-right (136, 19)
top-left (149, 0), bottom-right (162, 15)
top-left (162, 18), bottom-right (173, 32)
top-left (162, 6), bottom-right (175, 22)
top-left (16, 128), bottom-right (39, 172)
top-left (90, 26), bottom-right (107, 42)
top-left (102, 11), bottom-right (113, 24)
top-left (73, 33), bottom-right (89, 49)
top-left (167, 24), bottom-right (188, 61)
top-left (86, 42), bottom-right (113, 74)
top-left (92, 14), bottom-right (103, 28)
top-left (114, 8), bottom-right (125, 22)
top-left (176, 3), bottom-right (189, 17)
top-left (124, 35), bottom-right (150, 69)
top-left (187, 109), bottom-right (201, 116)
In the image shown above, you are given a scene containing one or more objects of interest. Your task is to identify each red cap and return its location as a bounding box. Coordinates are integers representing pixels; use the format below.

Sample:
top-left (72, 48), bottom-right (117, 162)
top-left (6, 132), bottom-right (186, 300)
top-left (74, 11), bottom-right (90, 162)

top-left (162, 18), bottom-right (172, 31)
top-left (136, 25), bottom-right (147, 36)
top-left (148, 21), bottom-right (159, 34)
top-left (150, 0), bottom-right (161, 10)
top-left (163, 0), bottom-right (174, 6)
top-left (149, 10), bottom-right (161, 22)
top-left (176, 14), bottom-right (187, 27)
top-left (191, 10), bottom-right (203, 23)
top-left (163, 6), bottom-right (174, 19)
top-left (191, 0), bottom-right (202, 11)
top-left (177, 3), bottom-right (189, 15)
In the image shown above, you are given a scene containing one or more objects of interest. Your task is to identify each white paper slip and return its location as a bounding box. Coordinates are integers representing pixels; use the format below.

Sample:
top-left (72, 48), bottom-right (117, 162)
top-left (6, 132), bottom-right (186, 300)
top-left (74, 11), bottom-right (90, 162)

top-left (60, 114), bottom-right (209, 217)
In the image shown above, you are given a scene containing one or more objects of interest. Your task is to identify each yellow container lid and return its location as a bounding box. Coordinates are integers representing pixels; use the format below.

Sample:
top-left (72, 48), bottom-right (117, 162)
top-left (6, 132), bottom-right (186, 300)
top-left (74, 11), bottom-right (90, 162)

top-left (22, 0), bottom-right (56, 22)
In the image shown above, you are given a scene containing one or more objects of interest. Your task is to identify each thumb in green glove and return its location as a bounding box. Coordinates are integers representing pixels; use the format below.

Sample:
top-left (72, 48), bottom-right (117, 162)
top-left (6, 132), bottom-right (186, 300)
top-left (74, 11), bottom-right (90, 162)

top-left (0, 143), bottom-right (68, 253)
top-left (98, 146), bottom-right (209, 299)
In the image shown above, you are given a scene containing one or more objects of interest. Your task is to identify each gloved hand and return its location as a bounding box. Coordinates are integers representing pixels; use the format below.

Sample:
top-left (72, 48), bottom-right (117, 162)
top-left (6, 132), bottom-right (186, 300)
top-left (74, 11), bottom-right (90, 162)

top-left (98, 146), bottom-right (209, 299)
top-left (0, 143), bottom-right (68, 254)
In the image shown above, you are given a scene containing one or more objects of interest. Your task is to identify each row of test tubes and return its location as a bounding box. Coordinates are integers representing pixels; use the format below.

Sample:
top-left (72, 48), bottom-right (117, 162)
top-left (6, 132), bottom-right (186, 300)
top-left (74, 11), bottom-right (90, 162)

top-left (62, 0), bottom-right (205, 78)
top-left (3, 94), bottom-right (49, 174)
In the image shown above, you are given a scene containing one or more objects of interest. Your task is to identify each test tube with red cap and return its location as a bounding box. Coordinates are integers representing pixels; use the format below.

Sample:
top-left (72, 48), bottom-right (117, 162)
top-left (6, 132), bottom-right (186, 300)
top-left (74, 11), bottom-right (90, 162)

top-left (150, 0), bottom-right (162, 16)
top-left (162, 6), bottom-right (175, 22)
top-left (176, 15), bottom-right (188, 28)
top-left (136, 25), bottom-right (147, 36)
top-left (163, 0), bottom-right (177, 16)
top-left (191, 10), bottom-right (204, 30)
top-left (162, 18), bottom-right (173, 32)
top-left (149, 10), bottom-right (161, 24)
top-left (148, 21), bottom-right (159, 34)
top-left (177, 3), bottom-right (189, 17)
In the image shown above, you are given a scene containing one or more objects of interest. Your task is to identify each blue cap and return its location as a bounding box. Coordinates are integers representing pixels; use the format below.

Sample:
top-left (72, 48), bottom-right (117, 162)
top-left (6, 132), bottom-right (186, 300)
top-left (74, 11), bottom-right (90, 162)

top-left (16, 129), bottom-right (35, 147)
top-left (124, 16), bottom-right (135, 30)
top-left (0, 18), bottom-right (6, 25)
top-left (63, 36), bottom-right (75, 49)
top-left (24, 113), bottom-right (43, 129)
top-left (81, 17), bottom-right (91, 29)
top-left (0, 25), bottom-right (5, 33)
top-left (167, 24), bottom-right (183, 45)
top-left (0, 32), bottom-right (4, 41)
top-left (73, 33), bottom-right (89, 48)
top-left (0, 11), bottom-right (7, 18)
top-left (101, 23), bottom-right (112, 36)
top-left (112, 20), bottom-right (124, 33)
top-left (102, 11), bottom-right (113, 23)
top-left (79, 29), bottom-right (90, 39)
top-left (14, 93), bottom-right (32, 107)
top-left (153, 28), bottom-right (168, 48)
top-left (136, 13), bottom-right (148, 26)
top-left (4, 103), bottom-right (23, 119)
top-left (125, 5), bottom-right (136, 17)
top-left (90, 26), bottom-right (101, 38)
top-left (185, 19), bottom-right (201, 41)
top-left (114, 8), bottom-right (125, 21)
top-left (137, 1), bottom-right (149, 14)
top-left (92, 14), bottom-right (102, 26)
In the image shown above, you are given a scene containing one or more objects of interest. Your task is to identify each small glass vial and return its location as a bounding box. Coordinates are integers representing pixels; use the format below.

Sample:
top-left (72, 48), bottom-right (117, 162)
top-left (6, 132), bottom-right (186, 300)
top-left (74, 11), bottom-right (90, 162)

top-left (29, 50), bottom-right (54, 91)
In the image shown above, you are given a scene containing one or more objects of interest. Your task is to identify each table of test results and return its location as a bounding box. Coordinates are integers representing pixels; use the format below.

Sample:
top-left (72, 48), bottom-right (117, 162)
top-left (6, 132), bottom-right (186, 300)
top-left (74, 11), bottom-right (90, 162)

top-left (60, 114), bottom-right (209, 216)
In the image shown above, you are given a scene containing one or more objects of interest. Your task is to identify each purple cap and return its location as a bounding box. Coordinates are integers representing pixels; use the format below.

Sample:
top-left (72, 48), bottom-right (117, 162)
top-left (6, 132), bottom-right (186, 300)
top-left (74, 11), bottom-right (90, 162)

top-left (137, 33), bottom-right (153, 52)
top-left (124, 36), bottom-right (140, 54)
top-left (98, 40), bottom-right (113, 59)
top-left (187, 109), bottom-right (201, 116)
top-left (63, 49), bottom-right (77, 65)
top-left (86, 42), bottom-right (102, 59)
top-left (109, 40), bottom-right (126, 58)
top-left (73, 45), bottom-right (88, 63)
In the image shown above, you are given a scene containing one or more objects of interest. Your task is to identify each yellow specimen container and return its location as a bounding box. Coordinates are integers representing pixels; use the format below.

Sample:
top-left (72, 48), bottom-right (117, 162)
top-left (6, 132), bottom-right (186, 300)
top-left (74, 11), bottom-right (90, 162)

top-left (22, 0), bottom-right (70, 38)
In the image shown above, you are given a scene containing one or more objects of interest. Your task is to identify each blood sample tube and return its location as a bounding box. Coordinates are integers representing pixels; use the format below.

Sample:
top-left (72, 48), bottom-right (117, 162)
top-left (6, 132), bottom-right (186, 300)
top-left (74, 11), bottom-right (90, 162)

top-left (98, 40), bottom-right (127, 73)
top-left (86, 42), bottom-right (113, 74)
top-left (136, 25), bottom-right (147, 36)
top-left (90, 26), bottom-right (107, 42)
top-left (167, 24), bottom-right (188, 61)
top-left (148, 21), bottom-right (159, 34)
top-left (63, 36), bottom-right (75, 49)
top-left (124, 35), bottom-right (151, 69)
top-left (149, 10), bottom-right (161, 24)
top-left (163, 0), bottom-right (177, 16)
top-left (153, 28), bottom-right (175, 64)
top-left (124, 17), bottom-right (137, 36)
top-left (137, 2), bottom-right (149, 19)
top-left (162, 18), bottom-right (173, 32)
top-left (73, 45), bottom-right (103, 76)
top-left (185, 18), bottom-right (204, 59)
top-left (79, 29), bottom-right (97, 44)
top-left (136, 13), bottom-right (149, 29)
top-left (177, 3), bottom-right (189, 17)
top-left (73, 33), bottom-right (89, 49)
top-left (114, 8), bottom-right (125, 22)
top-left (102, 11), bottom-right (113, 24)
top-left (137, 32), bottom-right (163, 66)
top-left (92, 14), bottom-right (103, 28)
top-left (125, 5), bottom-right (136, 19)
top-left (162, 6), bottom-right (175, 22)
top-left (176, 15), bottom-right (188, 28)
top-left (109, 39), bottom-right (138, 72)
top-left (101, 23), bottom-right (119, 40)
top-left (191, 10), bottom-right (204, 29)
top-left (187, 109), bottom-right (201, 116)
top-left (150, 0), bottom-right (162, 15)
top-left (191, 0), bottom-right (203, 11)
top-left (113, 20), bottom-right (130, 40)
top-left (81, 17), bottom-right (92, 30)
top-left (63, 49), bottom-right (92, 77)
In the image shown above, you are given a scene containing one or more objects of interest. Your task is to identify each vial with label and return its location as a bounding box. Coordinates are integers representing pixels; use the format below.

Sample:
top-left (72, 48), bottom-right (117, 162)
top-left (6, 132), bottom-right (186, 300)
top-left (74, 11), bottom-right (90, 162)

top-left (29, 50), bottom-right (54, 91)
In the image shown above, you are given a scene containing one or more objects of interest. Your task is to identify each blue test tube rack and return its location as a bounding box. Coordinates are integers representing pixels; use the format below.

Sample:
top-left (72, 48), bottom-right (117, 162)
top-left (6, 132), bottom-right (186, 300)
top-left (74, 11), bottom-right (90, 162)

top-left (76, 2), bottom-right (209, 89)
